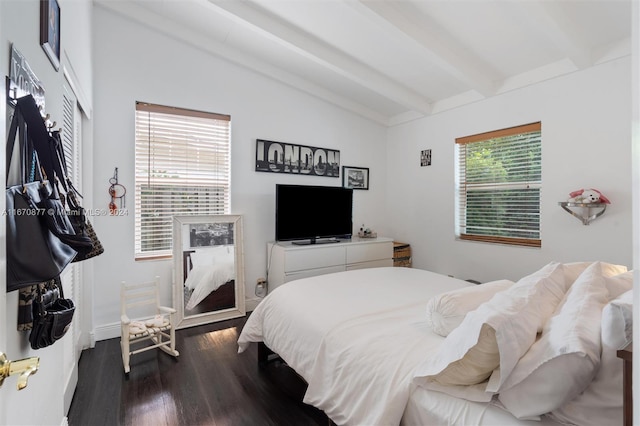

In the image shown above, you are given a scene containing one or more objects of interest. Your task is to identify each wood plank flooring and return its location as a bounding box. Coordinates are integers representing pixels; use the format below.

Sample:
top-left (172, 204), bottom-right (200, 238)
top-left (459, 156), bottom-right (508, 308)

top-left (67, 315), bottom-right (329, 426)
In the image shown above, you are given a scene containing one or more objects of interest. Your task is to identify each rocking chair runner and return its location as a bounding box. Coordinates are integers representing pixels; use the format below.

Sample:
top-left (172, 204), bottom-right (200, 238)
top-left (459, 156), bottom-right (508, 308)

top-left (120, 277), bottom-right (179, 373)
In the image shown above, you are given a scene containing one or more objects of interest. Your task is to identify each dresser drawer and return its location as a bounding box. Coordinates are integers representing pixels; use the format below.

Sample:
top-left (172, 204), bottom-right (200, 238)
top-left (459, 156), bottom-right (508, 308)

top-left (346, 242), bottom-right (391, 264)
top-left (346, 258), bottom-right (393, 271)
top-left (284, 246), bottom-right (346, 272)
top-left (285, 265), bottom-right (346, 282)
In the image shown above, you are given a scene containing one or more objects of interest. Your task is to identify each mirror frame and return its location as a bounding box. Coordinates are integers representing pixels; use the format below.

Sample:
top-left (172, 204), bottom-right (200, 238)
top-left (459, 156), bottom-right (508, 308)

top-left (172, 214), bottom-right (246, 329)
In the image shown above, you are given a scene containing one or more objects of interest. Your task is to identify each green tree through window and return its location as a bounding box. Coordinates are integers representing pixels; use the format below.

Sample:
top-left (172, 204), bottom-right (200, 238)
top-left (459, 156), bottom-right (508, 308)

top-left (456, 122), bottom-right (541, 247)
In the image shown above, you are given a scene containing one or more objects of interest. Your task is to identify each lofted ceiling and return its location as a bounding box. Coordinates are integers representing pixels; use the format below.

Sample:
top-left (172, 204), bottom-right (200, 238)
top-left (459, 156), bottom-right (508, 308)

top-left (97, 0), bottom-right (632, 126)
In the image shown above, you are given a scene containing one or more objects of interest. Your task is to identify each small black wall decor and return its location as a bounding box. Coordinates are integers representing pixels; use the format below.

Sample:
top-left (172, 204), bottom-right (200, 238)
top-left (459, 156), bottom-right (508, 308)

top-left (421, 149), bottom-right (432, 166)
top-left (255, 139), bottom-right (340, 177)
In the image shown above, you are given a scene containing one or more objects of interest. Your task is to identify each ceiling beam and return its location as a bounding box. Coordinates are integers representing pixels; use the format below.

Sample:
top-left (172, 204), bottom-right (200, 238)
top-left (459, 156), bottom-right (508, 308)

top-left (95, 0), bottom-right (391, 125)
top-left (350, 0), bottom-right (498, 98)
top-left (207, 0), bottom-right (432, 115)
top-left (502, 2), bottom-right (592, 69)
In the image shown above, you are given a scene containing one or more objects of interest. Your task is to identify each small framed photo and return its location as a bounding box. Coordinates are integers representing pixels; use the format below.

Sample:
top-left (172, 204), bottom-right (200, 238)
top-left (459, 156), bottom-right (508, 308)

top-left (342, 166), bottom-right (369, 190)
top-left (40, 0), bottom-right (61, 71)
top-left (421, 149), bottom-right (432, 166)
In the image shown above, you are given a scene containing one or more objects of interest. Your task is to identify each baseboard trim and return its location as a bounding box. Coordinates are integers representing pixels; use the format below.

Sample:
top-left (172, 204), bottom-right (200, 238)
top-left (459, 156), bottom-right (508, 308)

top-left (245, 297), bottom-right (263, 312)
top-left (93, 322), bottom-right (121, 342)
top-left (93, 298), bottom-right (262, 342)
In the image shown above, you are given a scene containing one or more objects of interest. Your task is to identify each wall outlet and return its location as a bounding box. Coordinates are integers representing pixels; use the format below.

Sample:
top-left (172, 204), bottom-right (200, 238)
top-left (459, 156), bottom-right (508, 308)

top-left (255, 277), bottom-right (267, 297)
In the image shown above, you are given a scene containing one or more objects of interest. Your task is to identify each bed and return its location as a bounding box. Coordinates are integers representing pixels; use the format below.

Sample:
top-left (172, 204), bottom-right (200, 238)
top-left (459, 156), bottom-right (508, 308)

top-left (182, 245), bottom-right (236, 312)
top-left (237, 263), bottom-right (633, 426)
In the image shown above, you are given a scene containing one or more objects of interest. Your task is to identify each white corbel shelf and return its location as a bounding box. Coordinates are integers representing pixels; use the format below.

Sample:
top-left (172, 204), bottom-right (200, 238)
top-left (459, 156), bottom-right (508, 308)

top-left (558, 202), bottom-right (607, 225)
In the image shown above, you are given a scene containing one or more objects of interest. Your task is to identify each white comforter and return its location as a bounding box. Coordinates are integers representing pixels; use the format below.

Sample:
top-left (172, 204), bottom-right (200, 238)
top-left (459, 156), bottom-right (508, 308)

top-left (237, 267), bottom-right (472, 425)
top-left (184, 259), bottom-right (235, 310)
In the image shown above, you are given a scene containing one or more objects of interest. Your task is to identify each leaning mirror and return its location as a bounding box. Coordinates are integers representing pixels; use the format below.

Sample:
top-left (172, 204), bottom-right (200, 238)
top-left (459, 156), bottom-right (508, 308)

top-left (173, 215), bottom-right (246, 328)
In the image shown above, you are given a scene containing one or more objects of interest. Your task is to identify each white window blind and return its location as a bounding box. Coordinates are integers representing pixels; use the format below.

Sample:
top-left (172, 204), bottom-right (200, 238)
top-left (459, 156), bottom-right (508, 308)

top-left (135, 102), bottom-right (231, 259)
top-left (456, 122), bottom-right (541, 248)
top-left (61, 89), bottom-right (78, 183)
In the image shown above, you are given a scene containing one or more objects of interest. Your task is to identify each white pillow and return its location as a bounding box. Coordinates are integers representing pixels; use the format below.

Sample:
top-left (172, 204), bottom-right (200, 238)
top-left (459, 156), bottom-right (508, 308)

top-left (426, 279), bottom-right (515, 337)
top-left (498, 261), bottom-right (610, 419)
top-left (191, 246), bottom-right (234, 268)
top-left (606, 288), bottom-right (633, 346)
top-left (413, 262), bottom-right (568, 397)
top-left (550, 289), bottom-right (632, 426)
top-left (563, 261), bottom-right (627, 286)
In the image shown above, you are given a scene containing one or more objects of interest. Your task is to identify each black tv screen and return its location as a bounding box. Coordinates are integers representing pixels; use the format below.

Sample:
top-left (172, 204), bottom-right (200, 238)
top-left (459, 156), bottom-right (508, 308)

top-left (276, 184), bottom-right (353, 244)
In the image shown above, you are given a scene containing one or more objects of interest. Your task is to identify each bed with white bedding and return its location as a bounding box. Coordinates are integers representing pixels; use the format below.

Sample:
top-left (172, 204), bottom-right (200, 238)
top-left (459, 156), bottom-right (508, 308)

top-left (237, 263), bottom-right (633, 426)
top-left (183, 245), bottom-right (235, 310)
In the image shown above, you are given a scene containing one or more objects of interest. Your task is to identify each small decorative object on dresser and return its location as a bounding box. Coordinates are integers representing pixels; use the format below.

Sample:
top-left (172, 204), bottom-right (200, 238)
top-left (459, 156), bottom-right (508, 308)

top-left (358, 224), bottom-right (377, 238)
top-left (393, 242), bottom-right (412, 267)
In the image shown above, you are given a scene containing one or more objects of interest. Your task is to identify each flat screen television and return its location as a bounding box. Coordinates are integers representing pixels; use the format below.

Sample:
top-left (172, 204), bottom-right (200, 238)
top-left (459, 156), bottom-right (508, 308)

top-left (275, 184), bottom-right (353, 245)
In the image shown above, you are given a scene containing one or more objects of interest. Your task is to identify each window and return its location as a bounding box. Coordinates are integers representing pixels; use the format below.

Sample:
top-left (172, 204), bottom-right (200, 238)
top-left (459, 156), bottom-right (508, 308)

top-left (455, 122), bottom-right (541, 248)
top-left (135, 102), bottom-right (231, 259)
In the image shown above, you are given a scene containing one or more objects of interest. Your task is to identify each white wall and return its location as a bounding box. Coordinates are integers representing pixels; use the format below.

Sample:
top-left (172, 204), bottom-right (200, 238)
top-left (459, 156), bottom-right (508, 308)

top-left (631, 2), bottom-right (639, 422)
top-left (90, 6), bottom-right (388, 338)
top-left (0, 0), bottom-right (93, 424)
top-left (387, 58), bottom-right (632, 283)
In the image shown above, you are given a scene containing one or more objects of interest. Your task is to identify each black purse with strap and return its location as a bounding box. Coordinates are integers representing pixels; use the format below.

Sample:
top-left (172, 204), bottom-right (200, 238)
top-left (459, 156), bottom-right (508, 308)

top-left (6, 95), bottom-right (79, 291)
top-left (29, 278), bottom-right (75, 349)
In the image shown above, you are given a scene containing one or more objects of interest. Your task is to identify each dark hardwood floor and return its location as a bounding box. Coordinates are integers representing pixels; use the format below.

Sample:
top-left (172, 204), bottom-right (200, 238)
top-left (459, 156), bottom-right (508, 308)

top-left (67, 315), bottom-right (329, 426)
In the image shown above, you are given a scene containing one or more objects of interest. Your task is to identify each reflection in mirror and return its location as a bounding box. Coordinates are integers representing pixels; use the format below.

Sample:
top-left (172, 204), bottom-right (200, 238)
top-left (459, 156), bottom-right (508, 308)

top-left (173, 215), bottom-right (245, 329)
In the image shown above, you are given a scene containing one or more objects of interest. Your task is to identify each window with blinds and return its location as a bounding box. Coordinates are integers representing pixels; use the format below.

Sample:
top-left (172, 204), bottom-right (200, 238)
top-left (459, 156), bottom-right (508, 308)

top-left (135, 102), bottom-right (231, 259)
top-left (455, 122), bottom-right (541, 248)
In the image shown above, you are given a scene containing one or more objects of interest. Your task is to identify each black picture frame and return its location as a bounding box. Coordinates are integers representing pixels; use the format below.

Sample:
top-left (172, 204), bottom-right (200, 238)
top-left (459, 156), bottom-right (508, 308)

top-left (421, 149), bottom-right (432, 166)
top-left (40, 0), bottom-right (61, 71)
top-left (342, 166), bottom-right (369, 190)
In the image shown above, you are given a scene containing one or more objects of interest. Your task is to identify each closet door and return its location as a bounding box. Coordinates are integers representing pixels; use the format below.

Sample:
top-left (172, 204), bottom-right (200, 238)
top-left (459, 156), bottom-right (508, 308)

top-left (61, 82), bottom-right (83, 413)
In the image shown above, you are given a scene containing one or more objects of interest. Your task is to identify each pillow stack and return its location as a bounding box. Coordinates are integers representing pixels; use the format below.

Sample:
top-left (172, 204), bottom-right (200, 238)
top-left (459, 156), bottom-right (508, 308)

top-left (497, 261), bottom-right (612, 419)
top-left (414, 262), bottom-right (569, 400)
top-left (416, 260), bottom-right (631, 418)
top-left (549, 275), bottom-right (632, 426)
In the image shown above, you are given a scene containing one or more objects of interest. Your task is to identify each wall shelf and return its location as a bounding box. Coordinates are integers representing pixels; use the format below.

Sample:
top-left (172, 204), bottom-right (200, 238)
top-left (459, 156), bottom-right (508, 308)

top-left (558, 202), bottom-right (607, 225)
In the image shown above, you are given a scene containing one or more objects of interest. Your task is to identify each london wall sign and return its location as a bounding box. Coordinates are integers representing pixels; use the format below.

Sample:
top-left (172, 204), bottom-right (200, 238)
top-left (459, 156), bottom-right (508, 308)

top-left (255, 139), bottom-right (340, 177)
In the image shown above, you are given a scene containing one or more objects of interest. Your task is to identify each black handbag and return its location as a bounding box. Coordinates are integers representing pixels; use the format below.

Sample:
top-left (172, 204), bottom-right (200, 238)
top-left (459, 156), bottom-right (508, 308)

top-left (49, 130), bottom-right (104, 262)
top-left (6, 96), bottom-right (78, 291)
top-left (67, 190), bottom-right (104, 261)
top-left (29, 278), bottom-right (75, 350)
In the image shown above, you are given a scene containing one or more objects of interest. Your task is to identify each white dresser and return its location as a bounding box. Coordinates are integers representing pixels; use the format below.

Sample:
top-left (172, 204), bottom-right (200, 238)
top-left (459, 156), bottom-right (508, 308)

top-left (266, 237), bottom-right (394, 292)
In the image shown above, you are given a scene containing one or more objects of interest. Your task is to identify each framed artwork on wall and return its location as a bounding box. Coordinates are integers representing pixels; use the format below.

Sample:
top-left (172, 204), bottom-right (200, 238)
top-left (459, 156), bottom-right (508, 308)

top-left (40, 0), bottom-right (61, 71)
top-left (255, 139), bottom-right (340, 177)
top-left (421, 149), bottom-right (432, 166)
top-left (342, 166), bottom-right (369, 190)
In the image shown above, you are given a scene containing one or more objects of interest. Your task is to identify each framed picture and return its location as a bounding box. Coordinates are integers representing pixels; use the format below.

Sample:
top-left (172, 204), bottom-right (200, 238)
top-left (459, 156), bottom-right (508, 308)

top-left (40, 0), bottom-right (61, 71)
top-left (342, 166), bottom-right (369, 190)
top-left (421, 149), bottom-right (432, 166)
top-left (187, 222), bottom-right (235, 249)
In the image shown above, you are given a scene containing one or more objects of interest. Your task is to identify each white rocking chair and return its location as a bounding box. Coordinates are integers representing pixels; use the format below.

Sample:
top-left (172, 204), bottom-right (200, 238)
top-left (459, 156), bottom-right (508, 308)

top-left (120, 277), bottom-right (179, 373)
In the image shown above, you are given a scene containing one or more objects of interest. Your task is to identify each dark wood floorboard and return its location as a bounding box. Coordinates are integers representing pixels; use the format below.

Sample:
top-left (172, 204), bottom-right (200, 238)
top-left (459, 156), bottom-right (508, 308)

top-left (68, 316), bottom-right (329, 426)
